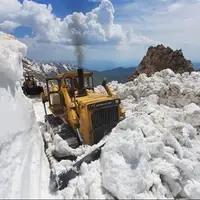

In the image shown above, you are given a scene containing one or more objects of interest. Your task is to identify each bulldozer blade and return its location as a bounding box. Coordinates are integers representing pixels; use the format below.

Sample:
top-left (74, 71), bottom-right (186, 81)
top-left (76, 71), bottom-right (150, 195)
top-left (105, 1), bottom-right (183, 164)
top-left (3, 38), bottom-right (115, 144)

top-left (57, 143), bottom-right (105, 190)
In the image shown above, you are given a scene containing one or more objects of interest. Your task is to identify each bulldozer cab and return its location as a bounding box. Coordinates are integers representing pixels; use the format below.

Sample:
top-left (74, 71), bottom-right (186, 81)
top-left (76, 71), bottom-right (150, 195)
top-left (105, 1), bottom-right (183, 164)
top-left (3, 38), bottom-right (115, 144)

top-left (25, 74), bottom-right (34, 81)
top-left (22, 73), bottom-right (44, 96)
top-left (23, 74), bottom-right (35, 89)
top-left (44, 70), bottom-right (94, 114)
top-left (63, 72), bottom-right (94, 96)
top-left (25, 74), bottom-right (35, 82)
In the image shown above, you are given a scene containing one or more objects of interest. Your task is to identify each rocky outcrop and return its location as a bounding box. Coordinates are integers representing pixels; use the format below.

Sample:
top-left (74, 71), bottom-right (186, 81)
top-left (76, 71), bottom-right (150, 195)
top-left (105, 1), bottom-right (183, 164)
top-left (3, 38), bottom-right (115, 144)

top-left (129, 44), bottom-right (194, 80)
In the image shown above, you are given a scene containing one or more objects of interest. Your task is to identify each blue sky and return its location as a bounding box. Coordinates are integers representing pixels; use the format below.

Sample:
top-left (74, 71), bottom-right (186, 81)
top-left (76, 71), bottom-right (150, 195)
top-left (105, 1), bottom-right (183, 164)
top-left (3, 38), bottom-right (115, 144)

top-left (0, 0), bottom-right (200, 69)
top-left (19, 0), bottom-right (102, 19)
top-left (14, 0), bottom-right (102, 37)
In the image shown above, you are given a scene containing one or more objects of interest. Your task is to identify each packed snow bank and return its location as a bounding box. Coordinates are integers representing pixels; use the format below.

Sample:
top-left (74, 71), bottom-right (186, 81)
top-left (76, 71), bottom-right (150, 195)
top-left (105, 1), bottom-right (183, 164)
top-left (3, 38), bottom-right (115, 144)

top-left (101, 100), bottom-right (200, 199)
top-left (0, 32), bottom-right (50, 198)
top-left (60, 69), bottom-right (200, 199)
top-left (106, 69), bottom-right (200, 108)
top-left (99, 70), bottom-right (200, 199)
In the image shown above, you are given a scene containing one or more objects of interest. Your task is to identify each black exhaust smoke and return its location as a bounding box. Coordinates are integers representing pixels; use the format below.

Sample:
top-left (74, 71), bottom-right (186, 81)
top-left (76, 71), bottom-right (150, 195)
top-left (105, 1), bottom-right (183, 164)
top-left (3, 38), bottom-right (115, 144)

top-left (77, 68), bottom-right (85, 93)
top-left (69, 26), bottom-right (86, 95)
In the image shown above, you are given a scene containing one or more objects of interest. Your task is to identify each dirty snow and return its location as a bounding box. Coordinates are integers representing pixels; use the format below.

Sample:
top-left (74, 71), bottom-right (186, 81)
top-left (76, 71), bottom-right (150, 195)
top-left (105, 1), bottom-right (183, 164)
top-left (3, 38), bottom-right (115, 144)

top-left (0, 32), bottom-right (51, 198)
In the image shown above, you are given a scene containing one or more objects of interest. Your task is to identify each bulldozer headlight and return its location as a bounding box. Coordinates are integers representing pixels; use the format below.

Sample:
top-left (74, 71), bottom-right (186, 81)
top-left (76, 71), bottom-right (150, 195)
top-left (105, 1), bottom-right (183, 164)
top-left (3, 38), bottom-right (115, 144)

top-left (115, 99), bottom-right (120, 104)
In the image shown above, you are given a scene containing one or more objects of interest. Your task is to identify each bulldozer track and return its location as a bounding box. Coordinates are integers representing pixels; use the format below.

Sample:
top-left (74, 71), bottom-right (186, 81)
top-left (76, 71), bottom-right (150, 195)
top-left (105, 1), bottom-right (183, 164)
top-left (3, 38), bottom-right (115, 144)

top-left (45, 114), bottom-right (80, 149)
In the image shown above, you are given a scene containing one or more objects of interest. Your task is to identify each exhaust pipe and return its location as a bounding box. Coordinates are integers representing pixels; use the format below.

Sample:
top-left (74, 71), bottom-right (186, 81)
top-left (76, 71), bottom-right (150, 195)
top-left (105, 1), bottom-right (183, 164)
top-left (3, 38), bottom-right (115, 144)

top-left (77, 68), bottom-right (86, 95)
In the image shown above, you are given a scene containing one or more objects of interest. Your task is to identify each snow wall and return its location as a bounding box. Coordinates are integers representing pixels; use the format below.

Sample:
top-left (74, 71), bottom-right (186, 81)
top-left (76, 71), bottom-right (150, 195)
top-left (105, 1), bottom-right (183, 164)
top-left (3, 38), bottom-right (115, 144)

top-left (0, 32), bottom-right (50, 198)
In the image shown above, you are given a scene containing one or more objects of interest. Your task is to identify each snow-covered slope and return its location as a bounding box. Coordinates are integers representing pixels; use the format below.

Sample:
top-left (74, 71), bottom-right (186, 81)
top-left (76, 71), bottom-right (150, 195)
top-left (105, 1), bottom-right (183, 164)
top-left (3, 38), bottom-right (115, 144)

top-left (0, 32), bottom-right (50, 198)
top-left (23, 57), bottom-right (77, 83)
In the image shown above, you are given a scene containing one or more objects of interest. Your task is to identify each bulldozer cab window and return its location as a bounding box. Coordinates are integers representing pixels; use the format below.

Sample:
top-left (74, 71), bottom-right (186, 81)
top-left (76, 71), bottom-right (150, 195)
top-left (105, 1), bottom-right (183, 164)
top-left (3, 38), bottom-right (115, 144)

top-left (47, 79), bottom-right (59, 92)
top-left (64, 78), bottom-right (72, 88)
top-left (25, 76), bottom-right (31, 81)
top-left (64, 78), bottom-right (75, 98)
top-left (49, 92), bottom-right (62, 106)
top-left (84, 76), bottom-right (93, 90)
top-left (74, 78), bottom-right (79, 89)
top-left (73, 76), bottom-right (93, 90)
top-left (25, 75), bottom-right (34, 81)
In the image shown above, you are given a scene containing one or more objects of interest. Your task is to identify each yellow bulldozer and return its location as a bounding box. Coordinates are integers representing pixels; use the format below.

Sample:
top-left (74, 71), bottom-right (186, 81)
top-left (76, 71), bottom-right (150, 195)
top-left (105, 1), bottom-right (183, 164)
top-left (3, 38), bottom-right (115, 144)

top-left (41, 68), bottom-right (125, 191)
top-left (22, 73), bottom-right (44, 96)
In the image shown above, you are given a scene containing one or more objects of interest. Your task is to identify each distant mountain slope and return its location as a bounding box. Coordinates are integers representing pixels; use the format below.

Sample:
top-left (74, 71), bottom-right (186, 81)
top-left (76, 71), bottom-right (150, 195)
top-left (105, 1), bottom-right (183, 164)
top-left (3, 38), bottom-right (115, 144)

top-left (22, 57), bottom-right (136, 86)
top-left (193, 62), bottom-right (200, 70)
top-left (22, 57), bottom-right (77, 83)
top-left (92, 67), bottom-right (137, 85)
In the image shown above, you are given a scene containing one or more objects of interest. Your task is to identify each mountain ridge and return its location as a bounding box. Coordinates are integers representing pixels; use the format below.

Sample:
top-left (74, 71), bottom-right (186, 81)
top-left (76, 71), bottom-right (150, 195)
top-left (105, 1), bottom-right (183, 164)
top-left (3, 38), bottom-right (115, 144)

top-left (22, 57), bottom-right (137, 86)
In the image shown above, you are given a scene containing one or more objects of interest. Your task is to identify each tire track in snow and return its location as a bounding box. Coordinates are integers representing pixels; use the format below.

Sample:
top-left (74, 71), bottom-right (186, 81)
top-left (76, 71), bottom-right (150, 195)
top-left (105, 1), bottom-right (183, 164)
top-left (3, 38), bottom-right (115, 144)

top-left (31, 97), bottom-right (53, 198)
top-left (20, 137), bottom-right (33, 198)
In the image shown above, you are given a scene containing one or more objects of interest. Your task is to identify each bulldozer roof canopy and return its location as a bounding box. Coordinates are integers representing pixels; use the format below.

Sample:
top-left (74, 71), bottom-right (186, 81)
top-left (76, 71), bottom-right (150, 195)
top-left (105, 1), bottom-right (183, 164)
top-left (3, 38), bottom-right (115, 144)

top-left (55, 71), bottom-right (93, 79)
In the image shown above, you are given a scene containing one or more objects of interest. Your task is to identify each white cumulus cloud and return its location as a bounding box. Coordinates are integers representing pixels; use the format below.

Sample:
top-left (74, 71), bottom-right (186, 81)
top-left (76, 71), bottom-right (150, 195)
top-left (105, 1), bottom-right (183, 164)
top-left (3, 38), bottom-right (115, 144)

top-left (0, 0), bottom-right (153, 46)
top-left (115, 0), bottom-right (200, 61)
top-left (0, 21), bottom-right (20, 33)
top-left (1, 0), bottom-right (198, 63)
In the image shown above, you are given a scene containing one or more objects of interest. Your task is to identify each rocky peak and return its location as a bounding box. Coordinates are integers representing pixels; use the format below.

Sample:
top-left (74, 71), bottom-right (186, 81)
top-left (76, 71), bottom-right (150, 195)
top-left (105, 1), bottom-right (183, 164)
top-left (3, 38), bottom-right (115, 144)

top-left (129, 44), bottom-right (194, 80)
